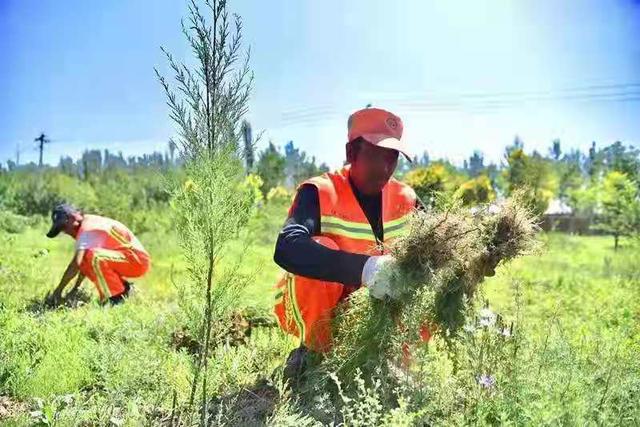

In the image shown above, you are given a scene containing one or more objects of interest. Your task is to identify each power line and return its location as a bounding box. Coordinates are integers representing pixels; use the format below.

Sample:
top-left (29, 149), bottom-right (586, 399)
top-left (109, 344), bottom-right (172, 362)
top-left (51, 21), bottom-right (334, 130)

top-left (281, 94), bottom-right (640, 124)
top-left (280, 93), bottom-right (640, 126)
top-left (401, 82), bottom-right (640, 102)
top-left (396, 89), bottom-right (640, 109)
top-left (280, 82), bottom-right (640, 125)
top-left (284, 88), bottom-right (640, 118)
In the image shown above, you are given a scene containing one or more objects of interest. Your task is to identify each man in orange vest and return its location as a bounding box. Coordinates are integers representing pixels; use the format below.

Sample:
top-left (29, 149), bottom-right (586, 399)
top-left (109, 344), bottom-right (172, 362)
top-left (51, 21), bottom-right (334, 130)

top-left (273, 107), bottom-right (420, 377)
top-left (45, 204), bottom-right (150, 306)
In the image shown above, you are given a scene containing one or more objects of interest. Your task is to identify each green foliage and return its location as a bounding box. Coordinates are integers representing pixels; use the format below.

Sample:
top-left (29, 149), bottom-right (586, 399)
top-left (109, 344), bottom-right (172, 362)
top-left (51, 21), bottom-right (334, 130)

top-left (2, 170), bottom-right (99, 217)
top-left (266, 185), bottom-right (292, 205)
top-left (600, 141), bottom-right (640, 183)
top-left (300, 230), bottom-right (640, 425)
top-left (403, 162), bottom-right (465, 207)
top-left (241, 120), bottom-right (255, 172)
top-left (0, 201), bottom-right (639, 424)
top-left (253, 140), bottom-right (328, 196)
top-left (0, 165), bottom-right (175, 236)
top-left (555, 148), bottom-right (585, 200)
top-left (403, 164), bottom-right (445, 203)
top-left (308, 195), bottom-right (538, 406)
top-left (1, 7), bottom-right (640, 419)
top-left (256, 142), bottom-right (286, 195)
top-left (594, 171), bottom-right (640, 249)
top-left (502, 144), bottom-right (557, 215)
top-left (170, 155), bottom-right (256, 336)
top-left (156, 0), bottom-right (259, 422)
top-left (568, 170), bottom-right (640, 248)
top-left (241, 173), bottom-right (265, 208)
top-left (0, 312), bottom-right (93, 398)
top-left (567, 183), bottom-right (599, 217)
top-left (456, 175), bottom-right (496, 206)
top-left (550, 138), bottom-right (562, 161)
top-left (0, 211), bottom-right (38, 234)
top-left (283, 141), bottom-right (329, 188)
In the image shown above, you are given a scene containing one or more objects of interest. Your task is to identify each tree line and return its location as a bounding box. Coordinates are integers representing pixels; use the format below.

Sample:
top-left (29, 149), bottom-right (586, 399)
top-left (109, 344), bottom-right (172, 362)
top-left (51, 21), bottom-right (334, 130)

top-left (2, 135), bottom-right (639, 248)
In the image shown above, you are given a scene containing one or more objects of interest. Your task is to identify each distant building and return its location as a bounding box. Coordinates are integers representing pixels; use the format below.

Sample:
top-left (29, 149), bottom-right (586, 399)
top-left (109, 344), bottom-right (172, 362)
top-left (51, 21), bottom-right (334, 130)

top-left (545, 199), bottom-right (573, 216)
top-left (541, 199), bottom-right (590, 234)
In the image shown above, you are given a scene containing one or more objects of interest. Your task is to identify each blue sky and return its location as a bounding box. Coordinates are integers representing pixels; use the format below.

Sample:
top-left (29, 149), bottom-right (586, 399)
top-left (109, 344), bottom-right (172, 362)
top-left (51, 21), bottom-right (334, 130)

top-left (1, 0), bottom-right (639, 168)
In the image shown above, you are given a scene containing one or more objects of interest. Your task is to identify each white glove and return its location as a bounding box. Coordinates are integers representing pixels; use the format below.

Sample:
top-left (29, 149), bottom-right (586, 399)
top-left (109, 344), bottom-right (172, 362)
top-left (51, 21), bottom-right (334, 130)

top-left (361, 255), bottom-right (399, 300)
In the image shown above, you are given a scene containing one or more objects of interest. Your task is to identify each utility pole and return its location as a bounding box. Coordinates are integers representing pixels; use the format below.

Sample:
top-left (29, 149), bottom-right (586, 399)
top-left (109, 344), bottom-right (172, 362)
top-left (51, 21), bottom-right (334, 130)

top-left (34, 132), bottom-right (50, 167)
top-left (15, 142), bottom-right (20, 166)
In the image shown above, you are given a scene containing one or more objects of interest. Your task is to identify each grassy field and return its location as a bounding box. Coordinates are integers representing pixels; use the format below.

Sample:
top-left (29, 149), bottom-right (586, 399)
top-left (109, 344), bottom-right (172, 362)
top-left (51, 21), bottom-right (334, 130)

top-left (1, 204), bottom-right (639, 425)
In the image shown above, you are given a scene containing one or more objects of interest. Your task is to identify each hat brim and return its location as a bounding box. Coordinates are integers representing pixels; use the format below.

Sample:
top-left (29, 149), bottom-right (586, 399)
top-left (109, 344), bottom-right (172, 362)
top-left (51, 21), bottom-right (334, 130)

top-left (46, 223), bottom-right (63, 238)
top-left (361, 135), bottom-right (412, 162)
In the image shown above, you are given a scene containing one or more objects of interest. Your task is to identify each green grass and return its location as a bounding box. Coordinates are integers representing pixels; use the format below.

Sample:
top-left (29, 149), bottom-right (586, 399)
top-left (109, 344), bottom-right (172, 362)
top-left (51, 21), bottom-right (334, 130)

top-left (0, 205), bottom-right (289, 425)
top-left (1, 207), bottom-right (639, 425)
top-left (484, 233), bottom-right (640, 335)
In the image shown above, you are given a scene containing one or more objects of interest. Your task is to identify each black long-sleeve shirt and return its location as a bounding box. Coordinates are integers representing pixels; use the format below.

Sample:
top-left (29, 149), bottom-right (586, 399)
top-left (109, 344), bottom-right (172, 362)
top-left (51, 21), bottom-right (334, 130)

top-left (273, 177), bottom-right (389, 286)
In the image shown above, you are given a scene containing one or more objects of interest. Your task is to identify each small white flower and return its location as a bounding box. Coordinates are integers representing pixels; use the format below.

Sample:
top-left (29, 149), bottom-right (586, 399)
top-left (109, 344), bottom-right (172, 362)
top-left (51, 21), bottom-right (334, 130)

top-left (29, 410), bottom-right (44, 419)
top-left (463, 324), bottom-right (476, 334)
top-left (488, 203), bottom-right (502, 215)
top-left (479, 308), bottom-right (496, 328)
top-left (500, 327), bottom-right (512, 337)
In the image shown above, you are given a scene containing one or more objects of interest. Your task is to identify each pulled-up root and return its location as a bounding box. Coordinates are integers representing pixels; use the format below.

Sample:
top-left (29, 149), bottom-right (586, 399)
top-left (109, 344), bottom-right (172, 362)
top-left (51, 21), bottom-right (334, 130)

top-left (321, 193), bottom-right (539, 380)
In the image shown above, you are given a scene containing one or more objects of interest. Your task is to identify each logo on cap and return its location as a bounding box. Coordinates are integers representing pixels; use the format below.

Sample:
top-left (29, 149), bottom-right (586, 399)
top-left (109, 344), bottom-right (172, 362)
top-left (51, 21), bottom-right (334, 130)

top-left (386, 117), bottom-right (398, 130)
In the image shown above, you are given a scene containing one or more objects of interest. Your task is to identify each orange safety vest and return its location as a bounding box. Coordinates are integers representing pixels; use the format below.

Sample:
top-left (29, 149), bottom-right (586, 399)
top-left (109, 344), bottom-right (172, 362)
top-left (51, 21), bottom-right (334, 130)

top-left (76, 215), bottom-right (148, 254)
top-left (75, 215), bottom-right (150, 301)
top-left (274, 166), bottom-right (417, 351)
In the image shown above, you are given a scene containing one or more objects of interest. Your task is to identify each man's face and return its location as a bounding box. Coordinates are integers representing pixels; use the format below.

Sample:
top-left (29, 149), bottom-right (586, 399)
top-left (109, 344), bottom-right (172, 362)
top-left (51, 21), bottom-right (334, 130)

top-left (350, 141), bottom-right (399, 195)
top-left (62, 212), bottom-right (83, 236)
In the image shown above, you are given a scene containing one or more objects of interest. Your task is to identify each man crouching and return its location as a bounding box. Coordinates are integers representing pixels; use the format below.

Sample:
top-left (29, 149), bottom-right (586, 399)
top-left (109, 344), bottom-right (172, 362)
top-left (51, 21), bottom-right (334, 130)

top-left (45, 204), bottom-right (150, 306)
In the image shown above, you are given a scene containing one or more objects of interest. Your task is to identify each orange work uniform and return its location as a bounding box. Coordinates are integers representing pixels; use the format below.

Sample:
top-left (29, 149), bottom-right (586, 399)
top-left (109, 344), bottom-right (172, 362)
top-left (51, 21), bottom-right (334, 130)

top-left (75, 215), bottom-right (150, 301)
top-left (274, 166), bottom-right (418, 352)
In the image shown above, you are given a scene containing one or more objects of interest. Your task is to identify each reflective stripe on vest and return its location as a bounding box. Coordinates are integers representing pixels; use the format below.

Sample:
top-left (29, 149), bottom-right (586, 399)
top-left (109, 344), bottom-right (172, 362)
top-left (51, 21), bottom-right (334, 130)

top-left (303, 166), bottom-right (416, 256)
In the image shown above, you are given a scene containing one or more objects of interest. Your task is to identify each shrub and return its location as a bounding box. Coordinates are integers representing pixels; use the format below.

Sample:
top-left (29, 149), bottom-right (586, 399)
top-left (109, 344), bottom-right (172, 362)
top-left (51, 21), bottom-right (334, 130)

top-left (403, 163), bottom-right (466, 207)
top-left (156, 0), bottom-right (256, 422)
top-left (3, 171), bottom-right (98, 216)
top-left (266, 185), bottom-right (292, 204)
top-left (456, 175), bottom-right (496, 206)
top-left (0, 211), bottom-right (36, 234)
top-left (241, 174), bottom-right (265, 208)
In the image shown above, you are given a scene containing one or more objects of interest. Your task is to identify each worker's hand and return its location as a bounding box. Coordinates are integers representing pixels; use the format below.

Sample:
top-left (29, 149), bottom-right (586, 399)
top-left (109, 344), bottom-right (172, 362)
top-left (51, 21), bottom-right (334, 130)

top-left (361, 255), bottom-right (399, 300)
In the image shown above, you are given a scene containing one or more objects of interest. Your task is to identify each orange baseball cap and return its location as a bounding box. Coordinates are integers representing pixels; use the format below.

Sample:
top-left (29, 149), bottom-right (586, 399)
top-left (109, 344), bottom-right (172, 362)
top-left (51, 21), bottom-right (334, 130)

top-left (347, 107), bottom-right (411, 160)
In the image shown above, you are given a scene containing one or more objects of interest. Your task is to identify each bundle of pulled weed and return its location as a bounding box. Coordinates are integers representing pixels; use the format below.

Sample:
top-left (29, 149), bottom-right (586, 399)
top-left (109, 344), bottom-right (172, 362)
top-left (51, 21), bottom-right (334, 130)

top-left (320, 194), bottom-right (539, 381)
